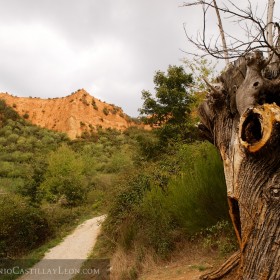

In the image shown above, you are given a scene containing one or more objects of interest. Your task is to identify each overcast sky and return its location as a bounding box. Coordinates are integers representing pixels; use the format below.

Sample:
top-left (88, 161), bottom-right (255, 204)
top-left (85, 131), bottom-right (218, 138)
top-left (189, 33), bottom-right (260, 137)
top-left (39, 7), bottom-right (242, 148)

top-left (0, 1), bottom-right (274, 116)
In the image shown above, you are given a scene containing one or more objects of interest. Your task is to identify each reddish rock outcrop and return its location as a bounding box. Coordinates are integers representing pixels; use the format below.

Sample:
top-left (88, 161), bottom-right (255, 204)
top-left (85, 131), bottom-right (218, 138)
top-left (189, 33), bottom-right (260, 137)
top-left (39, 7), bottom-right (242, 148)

top-left (0, 89), bottom-right (143, 139)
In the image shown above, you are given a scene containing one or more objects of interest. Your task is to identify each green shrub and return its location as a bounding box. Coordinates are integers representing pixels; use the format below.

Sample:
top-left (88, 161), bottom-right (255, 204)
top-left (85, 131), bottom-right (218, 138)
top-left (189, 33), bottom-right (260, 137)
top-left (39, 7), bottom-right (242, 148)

top-left (200, 220), bottom-right (237, 255)
top-left (135, 130), bottom-right (163, 160)
top-left (17, 161), bottom-right (47, 204)
top-left (0, 161), bottom-right (14, 176)
top-left (0, 137), bottom-right (7, 145)
top-left (105, 151), bottom-right (133, 173)
top-left (92, 99), bottom-right (98, 110)
top-left (167, 142), bottom-right (229, 234)
top-left (23, 113), bottom-right (29, 119)
top-left (42, 203), bottom-right (81, 232)
top-left (41, 135), bottom-right (55, 145)
top-left (0, 99), bottom-right (20, 124)
top-left (107, 173), bottom-right (151, 223)
top-left (7, 133), bottom-right (19, 143)
top-left (105, 141), bottom-right (230, 259)
top-left (0, 194), bottom-right (50, 257)
top-left (138, 186), bottom-right (174, 257)
top-left (103, 107), bottom-right (109, 116)
top-left (0, 178), bottom-right (25, 192)
top-left (40, 145), bottom-right (88, 207)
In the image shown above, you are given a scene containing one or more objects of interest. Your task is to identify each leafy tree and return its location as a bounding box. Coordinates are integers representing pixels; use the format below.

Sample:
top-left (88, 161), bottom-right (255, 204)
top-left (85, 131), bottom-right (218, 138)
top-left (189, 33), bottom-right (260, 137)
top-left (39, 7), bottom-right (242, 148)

top-left (40, 145), bottom-right (88, 207)
top-left (139, 65), bottom-right (194, 141)
top-left (182, 58), bottom-right (217, 91)
top-left (0, 193), bottom-right (50, 257)
top-left (182, 58), bottom-right (217, 123)
top-left (18, 159), bottom-right (47, 205)
top-left (140, 65), bottom-right (193, 125)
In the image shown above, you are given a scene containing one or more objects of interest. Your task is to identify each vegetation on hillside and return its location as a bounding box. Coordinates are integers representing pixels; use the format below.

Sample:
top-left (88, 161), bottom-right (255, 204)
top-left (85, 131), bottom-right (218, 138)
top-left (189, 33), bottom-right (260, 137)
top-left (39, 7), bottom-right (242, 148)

top-left (99, 141), bottom-right (236, 279)
top-left (0, 62), bottom-right (237, 280)
top-left (0, 99), bottom-right (137, 259)
top-left (91, 64), bottom-right (237, 279)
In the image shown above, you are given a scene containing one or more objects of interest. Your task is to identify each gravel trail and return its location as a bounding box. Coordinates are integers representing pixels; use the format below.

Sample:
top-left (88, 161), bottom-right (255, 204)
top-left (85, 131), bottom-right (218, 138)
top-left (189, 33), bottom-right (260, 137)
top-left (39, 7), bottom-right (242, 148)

top-left (19, 215), bottom-right (106, 280)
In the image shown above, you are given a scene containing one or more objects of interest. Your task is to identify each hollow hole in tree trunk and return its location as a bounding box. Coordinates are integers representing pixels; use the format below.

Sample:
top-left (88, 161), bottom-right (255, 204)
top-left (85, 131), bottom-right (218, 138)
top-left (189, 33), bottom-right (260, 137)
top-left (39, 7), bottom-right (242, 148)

top-left (241, 113), bottom-right (262, 144)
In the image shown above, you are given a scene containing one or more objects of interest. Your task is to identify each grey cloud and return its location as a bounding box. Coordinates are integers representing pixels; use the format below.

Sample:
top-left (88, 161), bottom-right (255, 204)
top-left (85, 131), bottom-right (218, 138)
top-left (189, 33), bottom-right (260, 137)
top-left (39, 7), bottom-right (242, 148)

top-left (0, 0), bottom-right (208, 116)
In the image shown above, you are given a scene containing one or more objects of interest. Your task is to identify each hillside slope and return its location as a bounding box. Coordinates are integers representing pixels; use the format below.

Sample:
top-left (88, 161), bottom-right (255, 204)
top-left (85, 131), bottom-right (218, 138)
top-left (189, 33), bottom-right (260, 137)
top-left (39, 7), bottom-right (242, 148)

top-left (0, 89), bottom-right (140, 138)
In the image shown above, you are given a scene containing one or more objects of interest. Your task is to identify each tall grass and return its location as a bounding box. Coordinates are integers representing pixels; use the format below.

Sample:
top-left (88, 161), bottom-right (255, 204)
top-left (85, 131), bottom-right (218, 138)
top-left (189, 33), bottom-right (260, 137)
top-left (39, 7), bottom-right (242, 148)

top-left (167, 142), bottom-right (229, 234)
top-left (100, 141), bottom-right (235, 278)
top-left (104, 141), bottom-right (231, 258)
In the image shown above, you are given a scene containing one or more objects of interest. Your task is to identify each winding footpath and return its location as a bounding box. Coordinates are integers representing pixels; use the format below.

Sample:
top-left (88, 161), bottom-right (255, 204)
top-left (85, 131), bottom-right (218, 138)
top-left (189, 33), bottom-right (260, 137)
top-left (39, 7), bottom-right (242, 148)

top-left (19, 215), bottom-right (106, 280)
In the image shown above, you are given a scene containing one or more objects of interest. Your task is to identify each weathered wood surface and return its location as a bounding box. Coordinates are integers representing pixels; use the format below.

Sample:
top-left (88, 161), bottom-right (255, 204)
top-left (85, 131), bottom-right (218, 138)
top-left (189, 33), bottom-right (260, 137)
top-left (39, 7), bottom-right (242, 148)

top-left (199, 51), bottom-right (280, 279)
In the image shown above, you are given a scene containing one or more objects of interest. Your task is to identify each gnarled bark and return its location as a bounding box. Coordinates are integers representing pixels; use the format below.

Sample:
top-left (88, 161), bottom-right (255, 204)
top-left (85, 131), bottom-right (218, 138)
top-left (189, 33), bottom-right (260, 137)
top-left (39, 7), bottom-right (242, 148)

top-left (199, 51), bottom-right (280, 279)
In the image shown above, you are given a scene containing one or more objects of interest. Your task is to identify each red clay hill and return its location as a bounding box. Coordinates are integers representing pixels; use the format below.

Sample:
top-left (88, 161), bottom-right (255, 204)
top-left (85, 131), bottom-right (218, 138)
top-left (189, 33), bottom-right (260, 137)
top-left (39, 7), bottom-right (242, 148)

top-left (0, 89), bottom-right (145, 139)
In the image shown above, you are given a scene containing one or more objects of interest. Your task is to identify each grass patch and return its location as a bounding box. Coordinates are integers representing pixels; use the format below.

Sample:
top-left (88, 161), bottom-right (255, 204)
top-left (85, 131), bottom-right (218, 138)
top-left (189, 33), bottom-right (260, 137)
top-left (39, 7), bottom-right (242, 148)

top-left (189, 264), bottom-right (208, 271)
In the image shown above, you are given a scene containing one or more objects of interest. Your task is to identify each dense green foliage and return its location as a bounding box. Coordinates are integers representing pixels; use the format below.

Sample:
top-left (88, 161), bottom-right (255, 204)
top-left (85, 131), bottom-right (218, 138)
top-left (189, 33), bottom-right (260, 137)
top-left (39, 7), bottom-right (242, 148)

top-left (95, 64), bottom-right (237, 278)
top-left (139, 65), bottom-right (193, 125)
top-left (0, 100), bottom-right (68, 197)
top-left (167, 142), bottom-right (229, 234)
top-left (0, 100), bottom-right (138, 258)
top-left (40, 145), bottom-right (87, 207)
top-left (0, 193), bottom-right (50, 257)
top-left (0, 86), bottom-right (236, 278)
top-left (104, 142), bottom-right (233, 259)
top-left (139, 65), bottom-right (196, 141)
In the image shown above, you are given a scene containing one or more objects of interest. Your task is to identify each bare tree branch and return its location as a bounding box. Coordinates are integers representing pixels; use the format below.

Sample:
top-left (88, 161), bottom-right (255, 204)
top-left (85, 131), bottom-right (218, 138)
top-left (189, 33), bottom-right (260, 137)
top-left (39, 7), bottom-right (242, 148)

top-left (182, 0), bottom-right (279, 61)
top-left (213, 0), bottom-right (230, 65)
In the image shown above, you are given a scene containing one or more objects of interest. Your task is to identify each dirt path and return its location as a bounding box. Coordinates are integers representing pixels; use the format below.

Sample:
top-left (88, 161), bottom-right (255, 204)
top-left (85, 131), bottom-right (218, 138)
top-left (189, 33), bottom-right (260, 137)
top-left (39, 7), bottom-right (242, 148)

top-left (138, 243), bottom-right (233, 280)
top-left (20, 215), bottom-right (106, 280)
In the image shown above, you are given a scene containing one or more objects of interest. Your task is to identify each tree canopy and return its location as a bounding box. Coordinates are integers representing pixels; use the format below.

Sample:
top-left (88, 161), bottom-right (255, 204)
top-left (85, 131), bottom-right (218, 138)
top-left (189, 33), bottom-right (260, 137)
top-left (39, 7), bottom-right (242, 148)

top-left (139, 65), bottom-right (195, 141)
top-left (40, 145), bottom-right (87, 207)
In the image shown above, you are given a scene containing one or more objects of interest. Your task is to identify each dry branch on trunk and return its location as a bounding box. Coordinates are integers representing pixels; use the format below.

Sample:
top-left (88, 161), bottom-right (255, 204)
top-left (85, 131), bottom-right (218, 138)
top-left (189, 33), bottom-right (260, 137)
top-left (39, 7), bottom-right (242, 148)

top-left (183, 1), bottom-right (280, 61)
top-left (198, 51), bottom-right (280, 279)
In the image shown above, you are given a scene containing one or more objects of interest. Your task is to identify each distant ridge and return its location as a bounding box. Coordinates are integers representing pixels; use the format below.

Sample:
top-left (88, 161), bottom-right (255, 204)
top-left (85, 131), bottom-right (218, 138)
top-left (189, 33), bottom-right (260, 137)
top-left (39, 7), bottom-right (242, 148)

top-left (0, 89), bottom-right (144, 138)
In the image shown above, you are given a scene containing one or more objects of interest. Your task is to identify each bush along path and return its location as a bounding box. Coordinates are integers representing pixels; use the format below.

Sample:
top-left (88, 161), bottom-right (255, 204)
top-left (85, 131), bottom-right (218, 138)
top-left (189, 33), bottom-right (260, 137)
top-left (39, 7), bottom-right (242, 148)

top-left (19, 215), bottom-right (106, 280)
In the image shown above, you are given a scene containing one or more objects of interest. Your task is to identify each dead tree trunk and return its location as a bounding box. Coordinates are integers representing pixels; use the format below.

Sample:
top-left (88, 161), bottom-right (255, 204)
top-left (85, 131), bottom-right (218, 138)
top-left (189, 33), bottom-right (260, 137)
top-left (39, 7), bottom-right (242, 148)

top-left (198, 51), bottom-right (280, 279)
